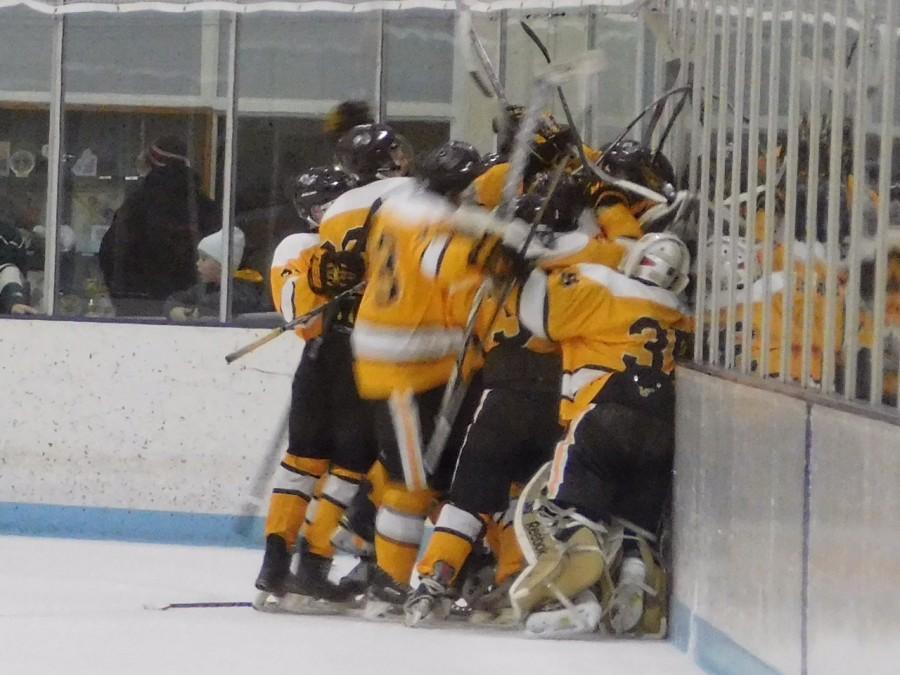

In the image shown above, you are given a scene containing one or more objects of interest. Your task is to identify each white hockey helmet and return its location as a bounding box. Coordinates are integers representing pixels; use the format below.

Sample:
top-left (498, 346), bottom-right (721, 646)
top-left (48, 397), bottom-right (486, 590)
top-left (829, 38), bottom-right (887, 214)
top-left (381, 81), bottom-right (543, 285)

top-left (705, 236), bottom-right (754, 293)
top-left (619, 232), bottom-right (691, 294)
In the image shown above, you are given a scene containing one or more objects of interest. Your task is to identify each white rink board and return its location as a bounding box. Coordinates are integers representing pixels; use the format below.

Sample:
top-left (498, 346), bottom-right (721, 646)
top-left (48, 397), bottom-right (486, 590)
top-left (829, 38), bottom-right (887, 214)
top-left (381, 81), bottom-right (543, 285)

top-left (673, 366), bottom-right (805, 675)
top-left (0, 536), bottom-right (702, 675)
top-left (0, 319), bottom-right (299, 516)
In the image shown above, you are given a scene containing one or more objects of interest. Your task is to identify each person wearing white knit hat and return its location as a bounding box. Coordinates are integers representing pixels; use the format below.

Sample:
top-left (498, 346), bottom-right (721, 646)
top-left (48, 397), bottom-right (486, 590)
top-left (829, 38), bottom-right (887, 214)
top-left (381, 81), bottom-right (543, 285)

top-left (164, 227), bottom-right (263, 321)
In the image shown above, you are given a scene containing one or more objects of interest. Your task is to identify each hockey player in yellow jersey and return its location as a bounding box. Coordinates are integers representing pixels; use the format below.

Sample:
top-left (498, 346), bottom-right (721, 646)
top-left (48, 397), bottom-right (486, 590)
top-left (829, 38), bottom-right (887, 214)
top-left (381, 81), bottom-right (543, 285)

top-left (351, 141), bottom-right (501, 612)
top-left (499, 232), bottom-right (692, 638)
top-left (273, 124), bottom-right (420, 602)
top-left (404, 174), bottom-right (628, 626)
top-left (254, 166), bottom-right (357, 596)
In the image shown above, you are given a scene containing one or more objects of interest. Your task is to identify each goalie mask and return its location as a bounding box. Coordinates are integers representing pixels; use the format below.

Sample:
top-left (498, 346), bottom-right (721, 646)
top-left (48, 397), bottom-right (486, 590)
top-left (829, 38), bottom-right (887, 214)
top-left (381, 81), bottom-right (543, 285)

top-left (416, 141), bottom-right (484, 198)
top-left (335, 123), bottom-right (414, 183)
top-left (292, 166), bottom-right (356, 230)
top-left (620, 232), bottom-right (691, 294)
top-left (598, 140), bottom-right (676, 198)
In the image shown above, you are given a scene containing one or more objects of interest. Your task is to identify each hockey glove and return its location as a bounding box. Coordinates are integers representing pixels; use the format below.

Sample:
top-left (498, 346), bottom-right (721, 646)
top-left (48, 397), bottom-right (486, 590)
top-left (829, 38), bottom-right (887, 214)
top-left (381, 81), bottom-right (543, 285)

top-left (308, 249), bottom-right (366, 297)
top-left (471, 235), bottom-right (531, 283)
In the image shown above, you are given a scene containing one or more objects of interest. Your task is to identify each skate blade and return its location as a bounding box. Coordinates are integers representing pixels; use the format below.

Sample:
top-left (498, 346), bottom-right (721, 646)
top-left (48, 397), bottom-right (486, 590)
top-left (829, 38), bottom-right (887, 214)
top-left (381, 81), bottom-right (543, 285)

top-left (277, 592), bottom-right (359, 615)
top-left (252, 591), bottom-right (284, 613)
top-left (469, 607), bottom-right (519, 627)
top-left (524, 591), bottom-right (601, 639)
top-left (608, 588), bottom-right (644, 636)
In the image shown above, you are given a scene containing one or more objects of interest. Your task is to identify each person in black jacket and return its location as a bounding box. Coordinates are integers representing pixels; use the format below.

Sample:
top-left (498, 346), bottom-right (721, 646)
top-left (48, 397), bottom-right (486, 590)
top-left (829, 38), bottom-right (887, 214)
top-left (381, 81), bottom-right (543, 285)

top-left (99, 135), bottom-right (219, 317)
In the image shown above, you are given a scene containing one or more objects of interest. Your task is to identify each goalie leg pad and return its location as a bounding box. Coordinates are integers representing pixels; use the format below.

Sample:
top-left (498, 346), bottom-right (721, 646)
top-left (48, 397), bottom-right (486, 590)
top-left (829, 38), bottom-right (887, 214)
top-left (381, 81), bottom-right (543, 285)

top-left (509, 525), bottom-right (605, 622)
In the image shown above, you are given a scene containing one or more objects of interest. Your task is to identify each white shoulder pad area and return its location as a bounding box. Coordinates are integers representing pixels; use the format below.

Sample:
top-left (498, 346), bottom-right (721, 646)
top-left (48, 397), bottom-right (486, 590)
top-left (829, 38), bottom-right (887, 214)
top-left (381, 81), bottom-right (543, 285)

top-left (519, 269), bottom-right (550, 340)
top-left (380, 187), bottom-right (456, 230)
top-left (576, 263), bottom-right (681, 310)
top-left (321, 176), bottom-right (417, 222)
top-left (271, 233), bottom-right (319, 269)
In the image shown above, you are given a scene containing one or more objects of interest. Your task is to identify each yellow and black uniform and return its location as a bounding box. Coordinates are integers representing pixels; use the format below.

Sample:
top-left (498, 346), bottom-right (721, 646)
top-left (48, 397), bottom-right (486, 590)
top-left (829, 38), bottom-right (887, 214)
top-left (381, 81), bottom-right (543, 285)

top-left (416, 232), bottom-right (628, 591)
top-left (290, 177), bottom-right (415, 566)
top-left (352, 186), bottom-right (489, 588)
top-left (260, 232), bottom-right (330, 561)
top-left (518, 263), bottom-right (689, 533)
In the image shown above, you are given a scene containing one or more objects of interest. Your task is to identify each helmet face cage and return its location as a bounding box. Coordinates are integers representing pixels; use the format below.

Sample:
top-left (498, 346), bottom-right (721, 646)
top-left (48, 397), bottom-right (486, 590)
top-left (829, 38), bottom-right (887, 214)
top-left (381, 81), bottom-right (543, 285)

top-left (600, 140), bottom-right (676, 196)
top-left (335, 124), bottom-right (413, 182)
top-left (621, 232), bottom-right (691, 294)
top-left (520, 173), bottom-right (589, 233)
top-left (417, 141), bottom-right (484, 197)
top-left (292, 167), bottom-right (355, 229)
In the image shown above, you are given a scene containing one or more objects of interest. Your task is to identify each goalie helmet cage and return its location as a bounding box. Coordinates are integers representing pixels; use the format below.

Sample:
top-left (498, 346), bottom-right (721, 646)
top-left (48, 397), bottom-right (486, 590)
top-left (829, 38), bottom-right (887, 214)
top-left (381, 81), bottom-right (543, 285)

top-left (661, 0), bottom-right (899, 411)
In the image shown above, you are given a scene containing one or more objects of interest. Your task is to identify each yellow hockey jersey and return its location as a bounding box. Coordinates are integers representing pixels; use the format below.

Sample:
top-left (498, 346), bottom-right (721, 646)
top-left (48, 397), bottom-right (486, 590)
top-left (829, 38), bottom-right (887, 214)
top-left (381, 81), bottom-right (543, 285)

top-left (270, 232), bottom-right (324, 340)
top-left (518, 263), bottom-right (690, 422)
top-left (352, 187), bottom-right (485, 399)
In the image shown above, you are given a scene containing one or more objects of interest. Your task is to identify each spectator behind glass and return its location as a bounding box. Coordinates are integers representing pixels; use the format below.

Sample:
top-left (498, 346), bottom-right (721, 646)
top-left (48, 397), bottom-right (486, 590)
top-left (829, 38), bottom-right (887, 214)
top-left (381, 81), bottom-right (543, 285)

top-left (99, 135), bottom-right (220, 317)
top-left (164, 227), bottom-right (263, 322)
top-left (0, 219), bottom-right (36, 315)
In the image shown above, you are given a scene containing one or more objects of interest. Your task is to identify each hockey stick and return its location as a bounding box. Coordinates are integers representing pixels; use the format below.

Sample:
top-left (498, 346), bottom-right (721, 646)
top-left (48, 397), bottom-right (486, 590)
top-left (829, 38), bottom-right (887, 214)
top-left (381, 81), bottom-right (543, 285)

top-left (144, 601), bottom-right (252, 611)
top-left (519, 21), bottom-right (670, 206)
top-left (232, 400), bottom-right (291, 536)
top-left (423, 154), bottom-right (572, 476)
top-left (456, 8), bottom-right (495, 100)
top-left (225, 282), bottom-right (365, 364)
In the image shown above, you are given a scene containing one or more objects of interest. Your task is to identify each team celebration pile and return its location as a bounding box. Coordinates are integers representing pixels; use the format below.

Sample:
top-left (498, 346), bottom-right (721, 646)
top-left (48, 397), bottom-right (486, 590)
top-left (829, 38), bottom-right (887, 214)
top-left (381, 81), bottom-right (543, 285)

top-left (247, 91), bottom-right (696, 640)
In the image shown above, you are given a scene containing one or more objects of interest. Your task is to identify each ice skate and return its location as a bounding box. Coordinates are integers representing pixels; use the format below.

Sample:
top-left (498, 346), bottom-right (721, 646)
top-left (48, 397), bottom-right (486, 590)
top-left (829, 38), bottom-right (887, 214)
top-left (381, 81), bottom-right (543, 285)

top-left (608, 555), bottom-right (647, 635)
top-left (403, 562), bottom-right (454, 627)
top-left (363, 567), bottom-right (410, 619)
top-left (254, 535), bottom-right (291, 595)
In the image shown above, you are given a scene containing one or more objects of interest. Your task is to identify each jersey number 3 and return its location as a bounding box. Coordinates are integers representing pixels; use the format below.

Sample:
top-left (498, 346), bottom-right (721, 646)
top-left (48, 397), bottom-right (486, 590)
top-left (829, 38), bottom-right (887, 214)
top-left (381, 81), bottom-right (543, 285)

top-left (623, 318), bottom-right (672, 371)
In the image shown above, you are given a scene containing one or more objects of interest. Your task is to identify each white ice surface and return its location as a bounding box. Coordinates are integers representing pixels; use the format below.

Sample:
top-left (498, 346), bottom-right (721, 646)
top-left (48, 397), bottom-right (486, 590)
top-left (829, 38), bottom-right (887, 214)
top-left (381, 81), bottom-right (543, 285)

top-left (0, 536), bottom-right (701, 675)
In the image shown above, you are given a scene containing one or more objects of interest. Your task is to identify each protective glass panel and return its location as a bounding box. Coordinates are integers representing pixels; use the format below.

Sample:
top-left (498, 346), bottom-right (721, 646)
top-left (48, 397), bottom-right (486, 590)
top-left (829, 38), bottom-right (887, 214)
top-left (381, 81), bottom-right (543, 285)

top-left (0, 8), bottom-right (54, 317)
top-left (61, 12), bottom-right (228, 320)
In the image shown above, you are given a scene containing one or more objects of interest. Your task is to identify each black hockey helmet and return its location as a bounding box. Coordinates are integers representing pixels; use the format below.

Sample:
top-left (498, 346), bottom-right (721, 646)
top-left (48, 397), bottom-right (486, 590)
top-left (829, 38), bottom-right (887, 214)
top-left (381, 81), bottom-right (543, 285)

top-left (513, 172), bottom-right (589, 233)
top-left (416, 141), bottom-right (484, 198)
top-left (598, 139), bottom-right (676, 196)
top-left (292, 166), bottom-right (356, 229)
top-left (335, 123), bottom-right (413, 183)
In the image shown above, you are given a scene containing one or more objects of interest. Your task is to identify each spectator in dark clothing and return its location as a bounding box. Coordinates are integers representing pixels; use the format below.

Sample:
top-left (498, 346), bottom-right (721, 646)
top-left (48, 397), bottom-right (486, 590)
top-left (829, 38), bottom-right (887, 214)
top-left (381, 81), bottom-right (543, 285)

top-left (164, 227), bottom-right (262, 321)
top-left (99, 135), bottom-right (220, 317)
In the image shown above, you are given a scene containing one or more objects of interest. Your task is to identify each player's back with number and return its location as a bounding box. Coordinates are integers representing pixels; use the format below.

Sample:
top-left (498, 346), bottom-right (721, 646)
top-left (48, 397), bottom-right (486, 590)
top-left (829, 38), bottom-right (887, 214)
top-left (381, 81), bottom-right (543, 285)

top-left (521, 261), bottom-right (690, 422)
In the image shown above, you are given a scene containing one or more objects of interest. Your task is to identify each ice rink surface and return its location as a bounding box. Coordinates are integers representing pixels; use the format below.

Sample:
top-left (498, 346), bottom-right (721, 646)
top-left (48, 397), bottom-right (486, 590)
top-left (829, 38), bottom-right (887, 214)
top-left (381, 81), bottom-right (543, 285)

top-left (0, 536), bottom-right (702, 675)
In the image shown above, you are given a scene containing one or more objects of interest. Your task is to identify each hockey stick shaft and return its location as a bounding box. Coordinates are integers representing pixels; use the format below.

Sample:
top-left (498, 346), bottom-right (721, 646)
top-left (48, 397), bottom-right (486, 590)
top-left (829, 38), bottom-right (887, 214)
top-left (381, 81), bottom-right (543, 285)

top-left (225, 282), bottom-right (365, 364)
top-left (146, 601), bottom-right (253, 610)
top-left (423, 156), bottom-right (571, 475)
top-left (232, 400), bottom-right (290, 535)
top-left (519, 21), bottom-right (670, 205)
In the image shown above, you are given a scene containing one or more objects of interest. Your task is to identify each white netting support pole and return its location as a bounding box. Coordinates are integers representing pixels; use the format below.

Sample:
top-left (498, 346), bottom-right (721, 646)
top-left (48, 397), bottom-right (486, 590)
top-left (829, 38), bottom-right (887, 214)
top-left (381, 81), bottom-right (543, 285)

top-left (757, 0), bottom-right (783, 380)
top-left (740, 0), bottom-right (764, 376)
top-left (691, 0), bottom-right (713, 363)
top-left (871, 0), bottom-right (898, 407)
top-left (708, 0), bottom-right (734, 368)
top-left (800, 0), bottom-right (825, 388)
top-left (724, 0), bottom-right (747, 370)
top-left (842, 3), bottom-right (871, 400)
top-left (821, 0), bottom-right (848, 395)
top-left (777, 0), bottom-right (803, 382)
